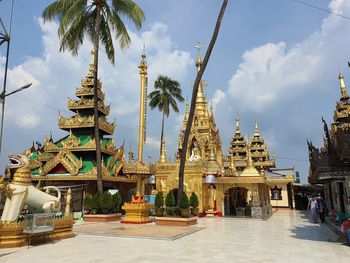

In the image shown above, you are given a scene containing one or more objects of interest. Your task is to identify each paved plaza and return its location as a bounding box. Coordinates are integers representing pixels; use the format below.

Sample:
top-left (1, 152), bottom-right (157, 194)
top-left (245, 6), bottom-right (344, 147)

top-left (1, 210), bottom-right (349, 263)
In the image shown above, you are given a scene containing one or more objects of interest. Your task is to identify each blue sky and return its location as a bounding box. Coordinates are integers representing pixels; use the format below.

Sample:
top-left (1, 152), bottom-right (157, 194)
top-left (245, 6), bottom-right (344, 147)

top-left (0, 0), bottom-right (348, 183)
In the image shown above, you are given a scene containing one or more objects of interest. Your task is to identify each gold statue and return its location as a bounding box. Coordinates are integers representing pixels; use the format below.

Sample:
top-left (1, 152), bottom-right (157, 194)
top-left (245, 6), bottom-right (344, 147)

top-left (208, 184), bottom-right (217, 211)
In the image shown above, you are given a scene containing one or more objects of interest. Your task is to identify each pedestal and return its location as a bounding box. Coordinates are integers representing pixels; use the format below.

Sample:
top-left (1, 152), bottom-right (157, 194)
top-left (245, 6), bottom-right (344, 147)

top-left (121, 195), bottom-right (152, 224)
top-left (205, 210), bottom-right (218, 217)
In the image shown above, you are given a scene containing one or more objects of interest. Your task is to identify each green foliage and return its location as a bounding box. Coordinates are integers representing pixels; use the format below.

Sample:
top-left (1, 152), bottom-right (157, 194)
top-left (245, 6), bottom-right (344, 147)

top-left (112, 192), bottom-right (122, 212)
top-left (84, 191), bottom-right (122, 214)
top-left (179, 193), bottom-right (190, 209)
top-left (190, 192), bottom-right (199, 208)
top-left (165, 191), bottom-right (175, 207)
top-left (154, 192), bottom-right (164, 208)
top-left (42, 0), bottom-right (145, 64)
top-left (148, 75), bottom-right (184, 117)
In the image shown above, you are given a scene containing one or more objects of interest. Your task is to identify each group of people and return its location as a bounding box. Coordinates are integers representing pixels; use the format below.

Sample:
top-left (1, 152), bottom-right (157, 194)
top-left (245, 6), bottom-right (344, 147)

top-left (308, 194), bottom-right (327, 223)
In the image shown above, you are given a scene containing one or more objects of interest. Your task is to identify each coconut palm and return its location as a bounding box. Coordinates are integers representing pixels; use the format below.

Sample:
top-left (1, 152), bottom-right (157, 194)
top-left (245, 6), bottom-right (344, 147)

top-left (148, 75), bottom-right (184, 154)
top-left (42, 0), bottom-right (145, 193)
top-left (177, 0), bottom-right (228, 205)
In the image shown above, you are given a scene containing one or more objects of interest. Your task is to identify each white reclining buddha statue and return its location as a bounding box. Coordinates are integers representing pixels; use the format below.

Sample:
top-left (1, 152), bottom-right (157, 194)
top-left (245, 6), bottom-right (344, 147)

top-left (1, 154), bottom-right (61, 222)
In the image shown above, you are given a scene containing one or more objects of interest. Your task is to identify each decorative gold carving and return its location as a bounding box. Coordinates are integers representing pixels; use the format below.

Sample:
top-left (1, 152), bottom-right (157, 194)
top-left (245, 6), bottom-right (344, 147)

top-left (40, 149), bottom-right (82, 176)
top-left (58, 114), bottom-right (115, 134)
top-left (75, 86), bottom-right (105, 100)
top-left (68, 97), bottom-right (110, 115)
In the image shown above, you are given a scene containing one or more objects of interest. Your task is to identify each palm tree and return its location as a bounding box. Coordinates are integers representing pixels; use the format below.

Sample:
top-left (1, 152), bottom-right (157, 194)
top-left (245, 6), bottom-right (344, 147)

top-left (177, 0), bottom-right (228, 205)
top-left (148, 75), bottom-right (184, 154)
top-left (42, 0), bottom-right (145, 193)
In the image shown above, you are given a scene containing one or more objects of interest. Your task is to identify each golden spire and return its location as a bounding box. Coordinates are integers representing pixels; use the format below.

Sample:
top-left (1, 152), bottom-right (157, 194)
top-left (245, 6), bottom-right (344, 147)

top-left (254, 121), bottom-right (260, 136)
top-left (159, 138), bottom-right (167, 163)
top-left (235, 115), bottom-right (240, 134)
top-left (338, 72), bottom-right (348, 98)
top-left (138, 46), bottom-right (148, 162)
top-left (193, 41), bottom-right (206, 115)
top-left (194, 41), bottom-right (202, 72)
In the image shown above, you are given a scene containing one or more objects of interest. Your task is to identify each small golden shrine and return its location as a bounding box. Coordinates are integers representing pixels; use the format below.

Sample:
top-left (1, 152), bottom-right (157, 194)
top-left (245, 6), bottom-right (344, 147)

top-left (155, 43), bottom-right (295, 219)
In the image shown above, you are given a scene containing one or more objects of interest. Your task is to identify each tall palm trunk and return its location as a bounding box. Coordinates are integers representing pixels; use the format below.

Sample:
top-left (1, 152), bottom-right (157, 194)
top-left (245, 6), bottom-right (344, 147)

top-left (177, 0), bottom-right (228, 206)
top-left (160, 111), bottom-right (165, 155)
top-left (93, 4), bottom-right (103, 194)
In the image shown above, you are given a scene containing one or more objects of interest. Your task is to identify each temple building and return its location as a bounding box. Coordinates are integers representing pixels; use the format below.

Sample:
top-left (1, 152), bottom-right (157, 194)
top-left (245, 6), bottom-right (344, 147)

top-left (308, 72), bottom-right (350, 218)
top-left (155, 48), bottom-right (295, 219)
top-left (10, 50), bottom-right (138, 211)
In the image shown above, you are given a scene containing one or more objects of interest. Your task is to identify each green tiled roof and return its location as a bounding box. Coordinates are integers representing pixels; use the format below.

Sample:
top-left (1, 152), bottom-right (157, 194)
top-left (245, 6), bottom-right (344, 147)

top-left (81, 160), bottom-right (95, 173)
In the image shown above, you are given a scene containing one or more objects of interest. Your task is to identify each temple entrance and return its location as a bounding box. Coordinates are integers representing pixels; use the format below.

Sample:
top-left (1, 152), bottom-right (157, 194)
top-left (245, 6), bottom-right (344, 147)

top-left (224, 187), bottom-right (251, 217)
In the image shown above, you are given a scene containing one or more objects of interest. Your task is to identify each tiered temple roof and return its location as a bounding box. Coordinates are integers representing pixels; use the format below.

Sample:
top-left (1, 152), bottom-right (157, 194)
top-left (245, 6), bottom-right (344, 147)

top-left (308, 72), bottom-right (350, 183)
top-left (226, 118), bottom-right (275, 174)
top-left (21, 50), bottom-right (124, 180)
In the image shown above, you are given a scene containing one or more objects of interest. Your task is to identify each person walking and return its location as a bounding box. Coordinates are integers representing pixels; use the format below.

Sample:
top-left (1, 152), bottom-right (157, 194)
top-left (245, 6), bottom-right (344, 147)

top-left (317, 195), bottom-right (326, 223)
top-left (308, 195), bottom-right (318, 223)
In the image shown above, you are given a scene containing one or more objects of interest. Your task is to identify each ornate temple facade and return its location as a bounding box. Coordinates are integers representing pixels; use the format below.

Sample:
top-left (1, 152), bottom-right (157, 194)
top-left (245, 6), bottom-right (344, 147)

top-left (155, 50), bottom-right (295, 219)
top-left (10, 50), bottom-right (137, 211)
top-left (308, 73), bottom-right (350, 217)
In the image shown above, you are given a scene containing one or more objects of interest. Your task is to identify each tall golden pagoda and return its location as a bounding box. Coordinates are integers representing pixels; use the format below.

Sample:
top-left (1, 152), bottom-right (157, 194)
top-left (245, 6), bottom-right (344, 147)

top-left (176, 42), bottom-right (222, 164)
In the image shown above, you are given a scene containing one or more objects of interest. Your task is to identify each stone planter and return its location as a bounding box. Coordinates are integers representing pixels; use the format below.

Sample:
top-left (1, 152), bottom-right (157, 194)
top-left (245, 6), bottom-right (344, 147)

top-left (155, 207), bottom-right (164, 217)
top-left (84, 213), bottom-right (121, 222)
top-left (156, 216), bottom-right (198, 226)
top-left (180, 208), bottom-right (190, 218)
top-left (191, 207), bottom-right (199, 216)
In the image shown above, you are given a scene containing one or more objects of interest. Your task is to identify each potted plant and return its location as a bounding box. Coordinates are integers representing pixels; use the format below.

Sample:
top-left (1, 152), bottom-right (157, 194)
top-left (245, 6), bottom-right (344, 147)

top-left (190, 192), bottom-right (199, 216)
top-left (154, 191), bottom-right (165, 216)
top-left (179, 193), bottom-right (190, 218)
top-left (165, 191), bottom-right (175, 216)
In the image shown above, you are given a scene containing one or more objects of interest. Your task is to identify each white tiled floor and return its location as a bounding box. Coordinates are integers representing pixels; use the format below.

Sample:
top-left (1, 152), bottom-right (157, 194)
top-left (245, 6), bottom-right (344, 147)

top-left (1, 210), bottom-right (349, 263)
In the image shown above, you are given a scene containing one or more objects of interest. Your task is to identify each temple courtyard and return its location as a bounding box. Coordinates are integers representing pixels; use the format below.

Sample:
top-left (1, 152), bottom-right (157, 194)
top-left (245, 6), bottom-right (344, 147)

top-left (1, 210), bottom-right (349, 262)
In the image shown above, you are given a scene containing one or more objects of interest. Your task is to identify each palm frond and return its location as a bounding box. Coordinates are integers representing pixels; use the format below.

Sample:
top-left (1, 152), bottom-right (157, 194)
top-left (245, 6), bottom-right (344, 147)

top-left (105, 6), bottom-right (131, 50)
top-left (58, 0), bottom-right (88, 36)
top-left (100, 9), bottom-right (116, 64)
top-left (111, 0), bottom-right (145, 30)
top-left (59, 10), bottom-right (90, 55)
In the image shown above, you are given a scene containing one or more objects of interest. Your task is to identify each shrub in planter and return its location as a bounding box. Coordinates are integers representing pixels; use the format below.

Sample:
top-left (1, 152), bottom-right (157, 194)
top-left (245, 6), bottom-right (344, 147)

top-left (155, 191), bottom-right (165, 217)
top-left (85, 191), bottom-right (122, 214)
top-left (165, 191), bottom-right (175, 216)
top-left (112, 192), bottom-right (122, 213)
top-left (179, 193), bottom-right (190, 218)
top-left (190, 192), bottom-right (199, 216)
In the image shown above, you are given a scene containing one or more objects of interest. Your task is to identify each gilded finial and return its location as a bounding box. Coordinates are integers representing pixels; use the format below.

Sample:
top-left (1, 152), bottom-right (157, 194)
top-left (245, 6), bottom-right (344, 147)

top-left (338, 71), bottom-right (348, 98)
top-left (235, 115), bottom-right (240, 134)
top-left (194, 41), bottom-right (202, 72)
top-left (254, 121), bottom-right (260, 136)
top-left (159, 138), bottom-right (167, 163)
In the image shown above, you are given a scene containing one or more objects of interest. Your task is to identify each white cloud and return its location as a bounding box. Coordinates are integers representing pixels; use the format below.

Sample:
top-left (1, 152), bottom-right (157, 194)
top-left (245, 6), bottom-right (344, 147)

top-left (211, 89), bottom-right (225, 112)
top-left (15, 113), bottom-right (41, 128)
top-left (221, 0), bottom-right (350, 112)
